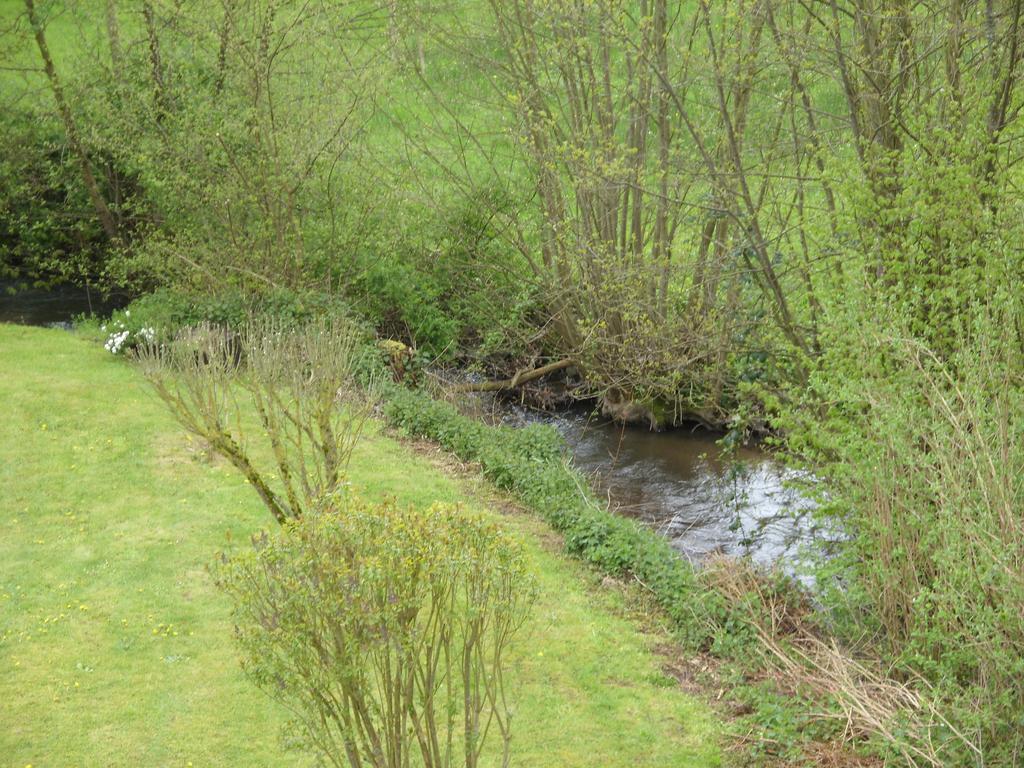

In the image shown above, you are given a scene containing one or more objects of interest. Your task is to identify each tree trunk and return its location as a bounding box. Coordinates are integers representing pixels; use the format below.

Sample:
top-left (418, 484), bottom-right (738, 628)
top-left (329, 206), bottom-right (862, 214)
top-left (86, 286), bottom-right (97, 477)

top-left (25, 0), bottom-right (119, 243)
top-left (214, 0), bottom-right (235, 94)
top-left (143, 1), bottom-right (169, 119)
top-left (104, 0), bottom-right (123, 74)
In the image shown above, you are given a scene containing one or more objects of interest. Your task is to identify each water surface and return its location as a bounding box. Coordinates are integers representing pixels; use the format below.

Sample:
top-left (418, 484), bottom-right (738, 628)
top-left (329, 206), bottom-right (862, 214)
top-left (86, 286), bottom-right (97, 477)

top-left (0, 281), bottom-right (125, 328)
top-left (501, 403), bottom-right (827, 574)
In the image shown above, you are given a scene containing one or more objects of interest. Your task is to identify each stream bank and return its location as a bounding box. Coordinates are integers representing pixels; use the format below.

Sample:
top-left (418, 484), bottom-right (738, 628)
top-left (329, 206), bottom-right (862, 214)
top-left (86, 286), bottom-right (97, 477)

top-left (5, 282), bottom-right (830, 578)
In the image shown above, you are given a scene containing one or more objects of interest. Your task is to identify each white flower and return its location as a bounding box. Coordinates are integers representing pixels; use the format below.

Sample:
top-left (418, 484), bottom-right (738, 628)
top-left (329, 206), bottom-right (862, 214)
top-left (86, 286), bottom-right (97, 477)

top-left (105, 329), bottom-right (131, 355)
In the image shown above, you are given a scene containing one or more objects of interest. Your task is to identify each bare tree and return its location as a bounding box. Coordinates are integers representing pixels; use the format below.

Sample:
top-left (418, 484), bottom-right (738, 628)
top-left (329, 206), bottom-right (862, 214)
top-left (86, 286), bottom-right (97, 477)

top-left (134, 319), bottom-right (378, 525)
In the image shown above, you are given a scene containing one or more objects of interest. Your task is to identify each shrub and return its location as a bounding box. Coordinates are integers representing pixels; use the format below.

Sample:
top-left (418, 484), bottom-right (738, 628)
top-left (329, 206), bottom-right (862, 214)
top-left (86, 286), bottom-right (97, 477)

top-left (214, 496), bottom-right (536, 768)
top-left (350, 189), bottom-right (538, 362)
top-left (775, 303), bottom-right (1024, 763)
top-left (86, 286), bottom-right (362, 347)
top-left (0, 109), bottom-right (112, 289)
top-left (102, 320), bottom-right (155, 354)
top-left (134, 319), bottom-right (378, 524)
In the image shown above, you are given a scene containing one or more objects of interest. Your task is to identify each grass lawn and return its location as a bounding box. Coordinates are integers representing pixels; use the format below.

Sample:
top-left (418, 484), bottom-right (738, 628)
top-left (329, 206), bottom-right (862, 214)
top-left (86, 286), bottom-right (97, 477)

top-left (0, 324), bottom-right (722, 767)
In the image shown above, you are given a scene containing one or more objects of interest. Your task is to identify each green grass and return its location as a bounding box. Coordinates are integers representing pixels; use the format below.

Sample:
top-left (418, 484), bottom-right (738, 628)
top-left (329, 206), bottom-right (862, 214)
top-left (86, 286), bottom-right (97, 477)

top-left (0, 324), bottom-right (721, 767)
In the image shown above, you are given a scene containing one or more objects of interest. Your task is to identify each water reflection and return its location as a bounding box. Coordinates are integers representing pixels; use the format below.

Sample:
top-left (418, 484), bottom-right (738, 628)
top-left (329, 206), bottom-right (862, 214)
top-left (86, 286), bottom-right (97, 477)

top-left (501, 404), bottom-right (828, 575)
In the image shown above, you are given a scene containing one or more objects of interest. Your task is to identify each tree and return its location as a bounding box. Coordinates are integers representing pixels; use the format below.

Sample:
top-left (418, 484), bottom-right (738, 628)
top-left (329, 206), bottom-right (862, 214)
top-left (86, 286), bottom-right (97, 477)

top-left (24, 0), bottom-right (120, 243)
top-left (418, 0), bottom-right (811, 426)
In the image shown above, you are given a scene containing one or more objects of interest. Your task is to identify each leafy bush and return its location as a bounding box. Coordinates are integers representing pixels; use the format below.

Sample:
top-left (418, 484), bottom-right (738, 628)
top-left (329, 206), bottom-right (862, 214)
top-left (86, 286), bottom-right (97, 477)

top-left (214, 496), bottom-right (536, 768)
top-left (776, 303), bottom-right (1024, 763)
top-left (82, 286), bottom-right (362, 353)
top-left (0, 110), bottom-right (109, 288)
top-left (349, 189), bottom-right (540, 362)
top-left (353, 255), bottom-right (461, 357)
top-left (100, 312), bottom-right (156, 355)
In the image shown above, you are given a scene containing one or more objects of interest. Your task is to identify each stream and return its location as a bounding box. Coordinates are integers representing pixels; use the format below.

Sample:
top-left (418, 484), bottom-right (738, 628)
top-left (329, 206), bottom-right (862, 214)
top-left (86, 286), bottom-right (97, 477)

top-left (0, 281), bottom-right (125, 328)
top-left (490, 401), bottom-right (831, 577)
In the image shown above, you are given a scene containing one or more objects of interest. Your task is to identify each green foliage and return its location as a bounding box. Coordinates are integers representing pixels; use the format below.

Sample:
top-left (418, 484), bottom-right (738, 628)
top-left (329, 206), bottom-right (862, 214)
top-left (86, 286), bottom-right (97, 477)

top-left (79, 286), bottom-right (362, 352)
top-left (775, 299), bottom-right (1024, 763)
top-left (214, 495), bottom-right (536, 768)
top-left (2, 1), bottom-right (391, 296)
top-left (820, 120), bottom-right (1024, 363)
top-left (353, 255), bottom-right (461, 357)
top-left (733, 679), bottom-right (845, 763)
top-left (0, 109), bottom-right (108, 288)
top-left (350, 189), bottom-right (539, 361)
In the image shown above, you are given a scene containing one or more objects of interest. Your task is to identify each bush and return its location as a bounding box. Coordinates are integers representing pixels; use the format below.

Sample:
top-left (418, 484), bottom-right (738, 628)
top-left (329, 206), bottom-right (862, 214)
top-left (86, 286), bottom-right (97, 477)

top-left (776, 304), bottom-right (1024, 763)
top-left (349, 188), bottom-right (540, 362)
top-left (84, 286), bottom-right (362, 355)
top-left (135, 319), bottom-right (378, 524)
top-left (0, 109), bottom-right (108, 289)
top-left (214, 496), bottom-right (536, 768)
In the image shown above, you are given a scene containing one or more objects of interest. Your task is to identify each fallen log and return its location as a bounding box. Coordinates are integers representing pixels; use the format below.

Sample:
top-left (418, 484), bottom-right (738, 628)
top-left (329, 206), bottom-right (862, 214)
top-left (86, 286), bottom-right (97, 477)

top-left (451, 358), bottom-right (574, 392)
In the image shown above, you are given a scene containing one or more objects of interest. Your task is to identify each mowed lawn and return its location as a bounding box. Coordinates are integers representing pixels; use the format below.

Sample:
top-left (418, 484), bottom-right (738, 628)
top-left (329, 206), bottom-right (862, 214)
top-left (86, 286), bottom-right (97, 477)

top-left (0, 324), bottom-right (721, 767)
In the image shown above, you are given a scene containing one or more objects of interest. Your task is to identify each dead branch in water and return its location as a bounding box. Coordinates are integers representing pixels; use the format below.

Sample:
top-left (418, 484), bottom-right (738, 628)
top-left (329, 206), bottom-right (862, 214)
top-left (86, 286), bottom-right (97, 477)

top-left (451, 358), bottom-right (574, 393)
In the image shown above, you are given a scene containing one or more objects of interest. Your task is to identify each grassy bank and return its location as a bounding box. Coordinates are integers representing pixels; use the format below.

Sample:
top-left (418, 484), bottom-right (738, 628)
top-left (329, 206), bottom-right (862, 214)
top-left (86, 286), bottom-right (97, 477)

top-left (0, 324), bottom-right (721, 767)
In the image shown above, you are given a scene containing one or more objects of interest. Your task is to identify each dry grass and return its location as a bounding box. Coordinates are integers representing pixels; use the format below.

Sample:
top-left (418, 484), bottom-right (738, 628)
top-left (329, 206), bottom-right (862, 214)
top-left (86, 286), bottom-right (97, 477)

top-left (699, 556), bottom-right (980, 767)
